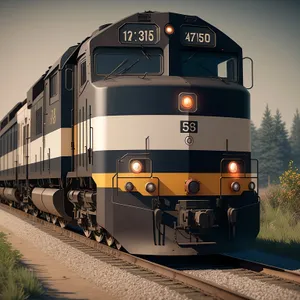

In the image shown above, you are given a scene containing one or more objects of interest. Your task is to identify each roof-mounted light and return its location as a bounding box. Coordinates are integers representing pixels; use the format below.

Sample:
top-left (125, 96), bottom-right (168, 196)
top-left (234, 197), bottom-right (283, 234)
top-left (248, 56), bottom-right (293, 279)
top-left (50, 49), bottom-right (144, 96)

top-left (165, 24), bottom-right (174, 35)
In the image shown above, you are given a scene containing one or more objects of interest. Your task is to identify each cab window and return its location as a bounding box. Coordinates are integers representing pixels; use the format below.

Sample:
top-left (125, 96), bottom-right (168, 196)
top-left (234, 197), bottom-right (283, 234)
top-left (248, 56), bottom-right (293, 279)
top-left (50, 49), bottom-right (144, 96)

top-left (94, 47), bottom-right (163, 78)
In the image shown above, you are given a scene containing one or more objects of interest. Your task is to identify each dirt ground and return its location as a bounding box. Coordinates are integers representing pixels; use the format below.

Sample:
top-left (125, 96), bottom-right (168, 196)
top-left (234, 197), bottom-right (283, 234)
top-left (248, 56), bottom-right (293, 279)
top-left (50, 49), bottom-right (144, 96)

top-left (0, 225), bottom-right (118, 300)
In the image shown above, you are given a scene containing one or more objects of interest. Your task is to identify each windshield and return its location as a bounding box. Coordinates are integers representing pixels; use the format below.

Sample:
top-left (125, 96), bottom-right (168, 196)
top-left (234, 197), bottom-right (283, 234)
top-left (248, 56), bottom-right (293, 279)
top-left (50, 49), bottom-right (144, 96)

top-left (94, 47), bottom-right (163, 77)
top-left (179, 51), bottom-right (238, 82)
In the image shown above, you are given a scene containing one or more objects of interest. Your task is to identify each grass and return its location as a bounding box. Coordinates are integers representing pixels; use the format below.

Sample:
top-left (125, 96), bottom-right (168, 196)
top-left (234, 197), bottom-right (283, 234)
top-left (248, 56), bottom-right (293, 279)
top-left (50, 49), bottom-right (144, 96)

top-left (255, 187), bottom-right (300, 261)
top-left (0, 232), bottom-right (44, 300)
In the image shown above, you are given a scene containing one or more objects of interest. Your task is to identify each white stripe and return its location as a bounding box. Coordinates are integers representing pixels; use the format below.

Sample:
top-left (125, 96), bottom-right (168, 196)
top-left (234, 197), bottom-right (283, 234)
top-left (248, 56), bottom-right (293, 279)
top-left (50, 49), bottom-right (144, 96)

top-left (1, 99), bottom-right (72, 172)
top-left (91, 115), bottom-right (250, 152)
top-left (0, 128), bottom-right (72, 171)
top-left (0, 115), bottom-right (250, 172)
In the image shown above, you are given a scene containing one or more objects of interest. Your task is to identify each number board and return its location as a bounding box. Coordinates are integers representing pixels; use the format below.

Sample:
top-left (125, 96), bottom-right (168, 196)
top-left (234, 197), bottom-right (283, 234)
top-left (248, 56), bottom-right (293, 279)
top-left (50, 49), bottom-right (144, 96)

top-left (180, 121), bottom-right (198, 133)
top-left (180, 25), bottom-right (216, 47)
top-left (119, 23), bottom-right (160, 45)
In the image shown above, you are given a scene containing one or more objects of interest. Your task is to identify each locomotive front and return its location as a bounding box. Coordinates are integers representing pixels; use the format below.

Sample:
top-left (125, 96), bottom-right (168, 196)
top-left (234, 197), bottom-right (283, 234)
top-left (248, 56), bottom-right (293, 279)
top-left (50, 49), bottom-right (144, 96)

top-left (79, 12), bottom-right (259, 255)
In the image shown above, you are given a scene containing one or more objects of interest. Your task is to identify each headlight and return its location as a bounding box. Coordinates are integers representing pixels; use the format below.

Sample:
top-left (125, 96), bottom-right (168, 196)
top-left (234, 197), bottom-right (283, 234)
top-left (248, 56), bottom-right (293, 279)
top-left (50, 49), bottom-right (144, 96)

top-left (182, 96), bottom-right (194, 109)
top-left (125, 182), bottom-right (134, 192)
top-left (231, 181), bottom-right (240, 192)
top-left (228, 161), bottom-right (238, 173)
top-left (178, 93), bottom-right (197, 112)
top-left (248, 181), bottom-right (255, 191)
top-left (185, 179), bottom-right (200, 194)
top-left (145, 182), bottom-right (156, 193)
top-left (130, 160), bottom-right (143, 173)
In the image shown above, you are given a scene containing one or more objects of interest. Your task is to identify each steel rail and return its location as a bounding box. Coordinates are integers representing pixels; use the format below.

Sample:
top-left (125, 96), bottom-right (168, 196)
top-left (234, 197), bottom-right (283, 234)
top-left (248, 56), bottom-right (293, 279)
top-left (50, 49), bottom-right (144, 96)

top-left (222, 254), bottom-right (300, 285)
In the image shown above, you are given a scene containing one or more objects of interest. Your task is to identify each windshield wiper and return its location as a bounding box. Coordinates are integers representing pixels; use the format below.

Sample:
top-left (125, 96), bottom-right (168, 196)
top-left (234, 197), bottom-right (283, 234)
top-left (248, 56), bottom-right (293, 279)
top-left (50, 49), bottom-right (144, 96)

top-left (183, 51), bottom-right (229, 84)
top-left (139, 72), bottom-right (148, 79)
top-left (104, 59), bottom-right (128, 80)
top-left (183, 51), bottom-right (197, 64)
top-left (141, 46), bottom-right (151, 60)
top-left (116, 58), bottom-right (140, 75)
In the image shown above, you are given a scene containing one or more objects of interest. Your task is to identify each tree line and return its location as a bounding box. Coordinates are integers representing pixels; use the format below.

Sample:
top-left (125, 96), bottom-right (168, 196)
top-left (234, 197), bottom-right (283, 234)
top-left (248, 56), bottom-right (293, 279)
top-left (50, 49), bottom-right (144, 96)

top-left (251, 106), bottom-right (300, 187)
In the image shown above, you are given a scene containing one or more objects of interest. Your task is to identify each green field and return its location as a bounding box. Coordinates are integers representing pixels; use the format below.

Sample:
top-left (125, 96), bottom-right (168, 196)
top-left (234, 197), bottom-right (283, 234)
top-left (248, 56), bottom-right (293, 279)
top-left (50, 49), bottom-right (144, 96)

top-left (0, 232), bottom-right (44, 300)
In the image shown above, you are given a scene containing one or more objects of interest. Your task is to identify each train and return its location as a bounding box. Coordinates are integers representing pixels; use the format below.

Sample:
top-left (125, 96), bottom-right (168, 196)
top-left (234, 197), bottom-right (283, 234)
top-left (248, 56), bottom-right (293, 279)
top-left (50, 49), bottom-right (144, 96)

top-left (0, 11), bottom-right (260, 255)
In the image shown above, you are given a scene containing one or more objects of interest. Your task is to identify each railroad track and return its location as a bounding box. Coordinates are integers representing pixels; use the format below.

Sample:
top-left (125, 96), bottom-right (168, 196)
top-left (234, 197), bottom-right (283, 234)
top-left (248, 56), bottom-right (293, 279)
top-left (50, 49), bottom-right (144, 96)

top-left (222, 255), bottom-right (300, 293)
top-left (149, 253), bottom-right (300, 294)
top-left (0, 202), bottom-right (251, 300)
top-left (2, 202), bottom-right (300, 299)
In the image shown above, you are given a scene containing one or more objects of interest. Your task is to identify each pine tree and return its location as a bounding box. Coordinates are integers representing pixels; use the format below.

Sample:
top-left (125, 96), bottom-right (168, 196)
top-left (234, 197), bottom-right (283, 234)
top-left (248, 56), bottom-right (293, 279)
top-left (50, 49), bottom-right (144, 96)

top-left (250, 120), bottom-right (259, 160)
top-left (273, 109), bottom-right (291, 182)
top-left (257, 105), bottom-right (279, 187)
top-left (290, 108), bottom-right (300, 169)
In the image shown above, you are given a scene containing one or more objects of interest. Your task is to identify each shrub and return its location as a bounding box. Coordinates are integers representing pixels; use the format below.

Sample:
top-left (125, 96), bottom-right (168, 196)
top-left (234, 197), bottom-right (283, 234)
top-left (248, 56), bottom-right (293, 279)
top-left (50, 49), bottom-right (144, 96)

top-left (257, 161), bottom-right (300, 259)
top-left (278, 160), bottom-right (300, 220)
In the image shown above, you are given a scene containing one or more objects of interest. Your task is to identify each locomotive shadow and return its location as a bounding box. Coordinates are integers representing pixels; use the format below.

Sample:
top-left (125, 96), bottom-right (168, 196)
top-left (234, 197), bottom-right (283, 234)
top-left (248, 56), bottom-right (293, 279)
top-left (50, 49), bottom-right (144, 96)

top-left (228, 238), bottom-right (300, 271)
top-left (254, 239), bottom-right (300, 264)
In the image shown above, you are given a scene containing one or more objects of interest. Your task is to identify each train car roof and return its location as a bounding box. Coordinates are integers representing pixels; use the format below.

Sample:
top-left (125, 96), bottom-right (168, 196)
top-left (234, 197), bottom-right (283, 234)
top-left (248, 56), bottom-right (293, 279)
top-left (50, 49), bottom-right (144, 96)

top-left (88, 11), bottom-right (241, 50)
top-left (0, 99), bottom-right (26, 133)
top-left (64, 10), bottom-right (242, 68)
top-left (44, 45), bottom-right (77, 80)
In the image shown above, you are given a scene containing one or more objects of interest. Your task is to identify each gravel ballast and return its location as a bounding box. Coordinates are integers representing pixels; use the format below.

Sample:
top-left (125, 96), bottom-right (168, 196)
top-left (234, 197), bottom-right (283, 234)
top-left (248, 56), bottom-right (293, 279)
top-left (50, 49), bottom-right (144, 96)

top-left (0, 209), bottom-right (189, 300)
top-left (0, 208), bottom-right (300, 300)
top-left (184, 269), bottom-right (300, 300)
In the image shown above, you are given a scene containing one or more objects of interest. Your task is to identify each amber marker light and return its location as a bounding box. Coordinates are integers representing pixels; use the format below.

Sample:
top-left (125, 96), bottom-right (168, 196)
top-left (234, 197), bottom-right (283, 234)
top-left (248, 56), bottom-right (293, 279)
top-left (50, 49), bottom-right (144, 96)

top-left (130, 160), bottom-right (143, 174)
top-left (165, 24), bottom-right (174, 35)
top-left (178, 93), bottom-right (197, 112)
top-left (228, 161), bottom-right (238, 173)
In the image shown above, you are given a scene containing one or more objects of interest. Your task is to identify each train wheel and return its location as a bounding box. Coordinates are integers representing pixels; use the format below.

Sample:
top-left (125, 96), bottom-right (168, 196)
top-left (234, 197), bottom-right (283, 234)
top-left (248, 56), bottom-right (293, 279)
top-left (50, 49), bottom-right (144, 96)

top-left (105, 233), bottom-right (115, 247)
top-left (8, 201), bottom-right (13, 207)
top-left (45, 214), bottom-right (51, 222)
top-left (93, 228), bottom-right (104, 243)
top-left (32, 209), bottom-right (39, 217)
top-left (51, 216), bottom-right (58, 224)
top-left (59, 219), bottom-right (68, 228)
top-left (115, 240), bottom-right (122, 250)
top-left (23, 206), bottom-right (29, 213)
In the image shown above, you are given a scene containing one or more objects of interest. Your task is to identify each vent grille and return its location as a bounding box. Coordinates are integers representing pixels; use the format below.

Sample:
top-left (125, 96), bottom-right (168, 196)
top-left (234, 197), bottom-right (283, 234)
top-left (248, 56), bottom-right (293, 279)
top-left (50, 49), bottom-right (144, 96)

top-left (138, 13), bottom-right (151, 22)
top-left (184, 16), bottom-right (197, 23)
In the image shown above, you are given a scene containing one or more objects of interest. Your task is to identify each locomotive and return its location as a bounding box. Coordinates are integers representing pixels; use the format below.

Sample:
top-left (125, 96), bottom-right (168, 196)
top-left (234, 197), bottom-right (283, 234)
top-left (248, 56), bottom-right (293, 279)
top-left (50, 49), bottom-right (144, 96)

top-left (0, 11), bottom-right (259, 255)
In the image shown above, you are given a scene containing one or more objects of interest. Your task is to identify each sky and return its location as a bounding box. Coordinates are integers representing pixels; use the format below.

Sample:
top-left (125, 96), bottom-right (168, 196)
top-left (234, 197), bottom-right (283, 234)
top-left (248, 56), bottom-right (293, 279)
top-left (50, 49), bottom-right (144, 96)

top-left (0, 0), bottom-right (299, 130)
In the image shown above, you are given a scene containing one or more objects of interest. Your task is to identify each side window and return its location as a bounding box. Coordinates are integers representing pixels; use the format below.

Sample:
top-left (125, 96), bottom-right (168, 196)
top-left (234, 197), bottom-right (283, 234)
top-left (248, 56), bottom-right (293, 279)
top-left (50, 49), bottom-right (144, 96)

top-left (217, 58), bottom-right (237, 81)
top-left (3, 134), bottom-right (5, 156)
top-left (80, 61), bottom-right (87, 86)
top-left (8, 130), bottom-right (11, 153)
top-left (82, 106), bottom-right (85, 167)
top-left (50, 72), bottom-right (58, 98)
top-left (79, 109), bottom-right (81, 166)
top-left (36, 107), bottom-right (43, 135)
top-left (10, 129), bottom-right (12, 152)
top-left (23, 125), bottom-right (26, 146)
top-left (13, 125), bottom-right (17, 149)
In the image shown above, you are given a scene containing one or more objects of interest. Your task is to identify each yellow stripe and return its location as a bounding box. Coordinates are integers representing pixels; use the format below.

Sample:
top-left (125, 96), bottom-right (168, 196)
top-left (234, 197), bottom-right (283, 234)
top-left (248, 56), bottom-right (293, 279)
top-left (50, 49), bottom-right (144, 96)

top-left (92, 172), bottom-right (256, 196)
